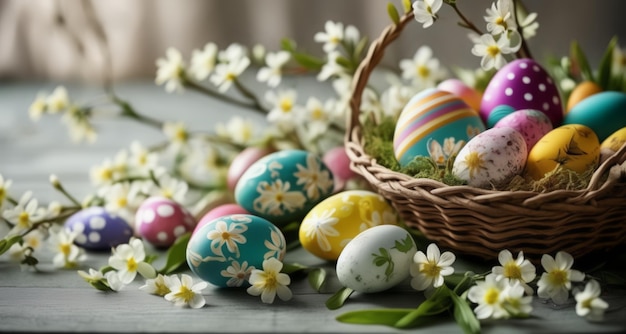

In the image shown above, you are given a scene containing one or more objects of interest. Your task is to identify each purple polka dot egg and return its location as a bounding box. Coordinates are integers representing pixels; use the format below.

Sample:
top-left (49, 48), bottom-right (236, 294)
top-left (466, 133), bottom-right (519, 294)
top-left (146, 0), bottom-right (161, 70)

top-left (135, 196), bottom-right (196, 248)
top-left (480, 58), bottom-right (563, 127)
top-left (64, 206), bottom-right (133, 251)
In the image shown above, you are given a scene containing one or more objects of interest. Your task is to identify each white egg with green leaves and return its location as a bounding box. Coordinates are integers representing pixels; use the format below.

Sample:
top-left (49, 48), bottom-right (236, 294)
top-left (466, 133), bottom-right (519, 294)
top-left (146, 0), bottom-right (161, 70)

top-left (335, 225), bottom-right (417, 293)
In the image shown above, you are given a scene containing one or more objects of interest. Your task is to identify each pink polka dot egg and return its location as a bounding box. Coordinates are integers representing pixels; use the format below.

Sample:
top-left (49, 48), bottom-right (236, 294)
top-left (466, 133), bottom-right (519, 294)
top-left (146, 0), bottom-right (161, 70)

top-left (135, 196), bottom-right (196, 248)
top-left (480, 58), bottom-right (563, 127)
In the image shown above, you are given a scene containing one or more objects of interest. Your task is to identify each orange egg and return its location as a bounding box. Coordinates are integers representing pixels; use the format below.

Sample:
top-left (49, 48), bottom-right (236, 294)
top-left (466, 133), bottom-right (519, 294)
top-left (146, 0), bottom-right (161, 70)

top-left (566, 80), bottom-right (603, 113)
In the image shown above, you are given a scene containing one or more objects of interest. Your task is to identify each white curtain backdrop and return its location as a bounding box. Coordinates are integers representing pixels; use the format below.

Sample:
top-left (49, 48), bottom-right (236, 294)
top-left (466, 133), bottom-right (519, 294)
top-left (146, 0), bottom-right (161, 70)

top-left (0, 0), bottom-right (624, 83)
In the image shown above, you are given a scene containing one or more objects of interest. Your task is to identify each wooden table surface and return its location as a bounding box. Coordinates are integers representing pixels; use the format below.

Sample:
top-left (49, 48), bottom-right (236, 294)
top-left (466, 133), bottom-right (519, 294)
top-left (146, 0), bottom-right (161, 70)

top-left (1, 80), bottom-right (625, 333)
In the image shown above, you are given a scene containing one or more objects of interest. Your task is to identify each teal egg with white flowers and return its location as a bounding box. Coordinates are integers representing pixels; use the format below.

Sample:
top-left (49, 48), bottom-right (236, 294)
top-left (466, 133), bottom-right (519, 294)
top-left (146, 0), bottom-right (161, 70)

top-left (234, 149), bottom-right (335, 224)
top-left (186, 214), bottom-right (286, 288)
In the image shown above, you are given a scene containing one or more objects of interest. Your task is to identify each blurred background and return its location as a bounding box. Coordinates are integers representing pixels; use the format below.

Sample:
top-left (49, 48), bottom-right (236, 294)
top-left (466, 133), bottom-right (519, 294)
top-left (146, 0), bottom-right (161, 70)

top-left (1, 0), bottom-right (625, 83)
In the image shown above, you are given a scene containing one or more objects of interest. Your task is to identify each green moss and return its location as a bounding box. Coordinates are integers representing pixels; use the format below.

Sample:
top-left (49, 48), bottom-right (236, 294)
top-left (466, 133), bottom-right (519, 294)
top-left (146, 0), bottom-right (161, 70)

top-left (360, 115), bottom-right (599, 192)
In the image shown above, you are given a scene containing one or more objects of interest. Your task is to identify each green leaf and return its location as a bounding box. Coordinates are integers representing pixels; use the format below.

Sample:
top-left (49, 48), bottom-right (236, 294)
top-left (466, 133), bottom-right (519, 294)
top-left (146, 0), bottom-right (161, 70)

top-left (158, 232), bottom-right (191, 274)
top-left (354, 36), bottom-right (369, 60)
top-left (292, 52), bottom-right (324, 71)
top-left (450, 290), bottom-right (481, 334)
top-left (280, 38), bottom-right (296, 52)
top-left (335, 56), bottom-right (353, 69)
top-left (326, 286), bottom-right (355, 310)
top-left (570, 40), bottom-right (595, 82)
top-left (402, 0), bottom-right (412, 13)
top-left (336, 309), bottom-right (414, 326)
top-left (597, 36), bottom-right (618, 90)
top-left (307, 267), bottom-right (327, 292)
top-left (387, 2), bottom-right (400, 24)
top-left (393, 234), bottom-right (415, 253)
top-left (0, 235), bottom-right (23, 255)
top-left (281, 262), bottom-right (309, 274)
top-left (394, 286), bottom-right (452, 328)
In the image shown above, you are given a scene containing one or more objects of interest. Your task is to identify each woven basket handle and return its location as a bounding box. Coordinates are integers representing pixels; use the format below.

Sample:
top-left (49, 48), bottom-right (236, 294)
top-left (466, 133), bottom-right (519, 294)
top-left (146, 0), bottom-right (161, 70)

top-left (347, 11), bottom-right (415, 134)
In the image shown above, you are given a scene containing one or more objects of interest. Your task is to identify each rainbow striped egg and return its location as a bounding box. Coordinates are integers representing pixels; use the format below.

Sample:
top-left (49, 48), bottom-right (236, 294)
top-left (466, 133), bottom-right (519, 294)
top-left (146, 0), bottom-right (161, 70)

top-left (393, 88), bottom-right (486, 167)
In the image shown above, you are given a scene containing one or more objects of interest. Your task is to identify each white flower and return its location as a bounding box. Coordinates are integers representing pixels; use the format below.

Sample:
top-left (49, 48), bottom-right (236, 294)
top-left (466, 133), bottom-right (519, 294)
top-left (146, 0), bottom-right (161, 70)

top-left (471, 33), bottom-right (518, 70)
top-left (409, 243), bottom-right (455, 291)
top-left (104, 270), bottom-right (126, 291)
top-left (90, 158), bottom-right (117, 186)
top-left (28, 92), bottom-right (47, 121)
top-left (412, 0), bottom-right (443, 29)
top-left (128, 141), bottom-right (159, 173)
top-left (162, 121), bottom-right (190, 149)
top-left (468, 273), bottom-right (510, 319)
top-left (0, 174), bottom-right (12, 208)
top-left (155, 47), bottom-right (187, 93)
top-left (215, 116), bottom-right (257, 146)
top-left (147, 171), bottom-right (188, 203)
top-left (492, 250), bottom-right (536, 295)
top-left (518, 10), bottom-right (539, 39)
top-left (247, 257), bottom-right (292, 304)
top-left (164, 273), bottom-right (208, 309)
top-left (46, 86), bottom-right (70, 113)
top-left (220, 260), bottom-right (254, 287)
top-left (537, 251), bottom-right (585, 305)
top-left (293, 153), bottom-right (334, 201)
top-left (48, 226), bottom-right (87, 269)
top-left (317, 51), bottom-right (345, 82)
top-left (314, 21), bottom-right (344, 53)
top-left (108, 238), bottom-right (157, 284)
top-left (265, 89), bottom-right (300, 131)
top-left (218, 43), bottom-right (248, 63)
top-left (257, 51), bottom-right (291, 87)
top-left (501, 280), bottom-right (533, 317)
top-left (2, 191), bottom-right (46, 235)
top-left (210, 56), bottom-right (251, 93)
top-left (484, 0), bottom-right (516, 35)
top-left (140, 274), bottom-right (174, 296)
top-left (253, 179), bottom-right (307, 216)
top-left (206, 219), bottom-right (248, 258)
top-left (101, 181), bottom-right (144, 225)
top-left (575, 280), bottom-right (609, 322)
top-left (189, 42), bottom-right (218, 81)
top-left (60, 106), bottom-right (98, 144)
top-left (302, 97), bottom-right (334, 139)
top-left (399, 45), bottom-right (447, 89)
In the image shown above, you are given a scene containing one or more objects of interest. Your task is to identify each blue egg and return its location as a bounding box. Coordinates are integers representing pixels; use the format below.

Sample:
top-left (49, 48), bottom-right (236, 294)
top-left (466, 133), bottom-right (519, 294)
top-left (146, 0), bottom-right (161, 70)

top-left (234, 149), bottom-right (334, 224)
top-left (486, 104), bottom-right (516, 128)
top-left (186, 214), bottom-right (287, 288)
top-left (64, 207), bottom-right (133, 251)
top-left (564, 91), bottom-right (626, 141)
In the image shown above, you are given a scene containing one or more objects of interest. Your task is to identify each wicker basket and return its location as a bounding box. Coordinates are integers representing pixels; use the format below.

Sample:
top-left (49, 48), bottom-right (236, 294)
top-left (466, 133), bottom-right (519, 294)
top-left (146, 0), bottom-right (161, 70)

top-left (345, 11), bottom-right (626, 262)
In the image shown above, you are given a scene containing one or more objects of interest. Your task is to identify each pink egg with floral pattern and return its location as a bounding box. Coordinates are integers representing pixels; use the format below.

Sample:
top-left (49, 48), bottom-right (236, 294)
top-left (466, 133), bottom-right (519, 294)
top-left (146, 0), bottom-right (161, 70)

top-left (135, 196), bottom-right (196, 248)
top-left (480, 58), bottom-right (563, 127)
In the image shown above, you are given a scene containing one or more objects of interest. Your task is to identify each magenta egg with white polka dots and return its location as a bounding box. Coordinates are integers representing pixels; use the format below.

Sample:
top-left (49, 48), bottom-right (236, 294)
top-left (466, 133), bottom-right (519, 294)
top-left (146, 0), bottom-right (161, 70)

top-left (480, 58), bottom-right (563, 127)
top-left (135, 197), bottom-right (196, 248)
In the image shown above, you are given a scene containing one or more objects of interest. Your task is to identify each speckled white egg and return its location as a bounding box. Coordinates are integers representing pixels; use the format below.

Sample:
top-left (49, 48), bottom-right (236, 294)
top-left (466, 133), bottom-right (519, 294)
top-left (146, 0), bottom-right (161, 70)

top-left (336, 225), bottom-right (416, 293)
top-left (452, 127), bottom-right (527, 188)
top-left (64, 207), bottom-right (133, 251)
top-left (135, 196), bottom-right (196, 249)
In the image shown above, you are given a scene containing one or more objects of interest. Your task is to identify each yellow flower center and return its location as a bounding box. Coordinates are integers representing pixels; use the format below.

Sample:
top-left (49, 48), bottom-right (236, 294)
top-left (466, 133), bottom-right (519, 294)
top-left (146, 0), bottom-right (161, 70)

top-left (263, 272), bottom-right (278, 289)
top-left (126, 257), bottom-right (138, 272)
top-left (496, 17), bottom-right (508, 30)
top-left (175, 128), bottom-right (188, 142)
top-left (417, 65), bottom-right (430, 78)
top-left (162, 189), bottom-right (173, 199)
top-left (0, 188), bottom-right (5, 201)
top-left (274, 193), bottom-right (284, 203)
top-left (311, 108), bottom-right (324, 120)
top-left (155, 282), bottom-right (171, 296)
top-left (116, 197), bottom-right (128, 208)
top-left (175, 285), bottom-right (195, 302)
top-left (484, 287), bottom-right (500, 305)
top-left (59, 243), bottom-right (71, 256)
top-left (99, 168), bottom-right (113, 181)
top-left (226, 72), bottom-right (237, 82)
top-left (18, 212), bottom-right (30, 228)
top-left (421, 261), bottom-right (441, 278)
top-left (548, 270), bottom-right (568, 286)
top-left (487, 45), bottom-right (501, 57)
top-left (464, 151), bottom-right (484, 178)
top-left (503, 261), bottom-right (522, 280)
top-left (279, 98), bottom-right (293, 113)
top-left (221, 231), bottom-right (232, 241)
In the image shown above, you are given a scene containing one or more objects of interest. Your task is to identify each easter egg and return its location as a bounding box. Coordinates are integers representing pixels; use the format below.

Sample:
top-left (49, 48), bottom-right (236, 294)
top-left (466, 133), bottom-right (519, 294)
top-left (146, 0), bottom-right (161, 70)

top-left (563, 91), bottom-right (626, 142)
top-left (336, 225), bottom-right (417, 293)
top-left (525, 124), bottom-right (600, 180)
top-left (323, 146), bottom-right (356, 193)
top-left (193, 203), bottom-right (249, 235)
top-left (135, 196), bottom-right (196, 248)
top-left (566, 80), bottom-right (603, 112)
top-left (186, 214), bottom-right (286, 288)
top-left (600, 127), bottom-right (626, 162)
top-left (234, 149), bottom-right (334, 225)
top-left (227, 146), bottom-right (274, 191)
top-left (393, 88), bottom-right (486, 167)
top-left (299, 190), bottom-right (399, 261)
top-left (494, 109), bottom-right (553, 151)
top-left (452, 127), bottom-right (527, 189)
top-left (481, 58), bottom-right (563, 127)
top-left (437, 78), bottom-right (483, 112)
top-left (64, 207), bottom-right (133, 251)
top-left (486, 105), bottom-right (516, 128)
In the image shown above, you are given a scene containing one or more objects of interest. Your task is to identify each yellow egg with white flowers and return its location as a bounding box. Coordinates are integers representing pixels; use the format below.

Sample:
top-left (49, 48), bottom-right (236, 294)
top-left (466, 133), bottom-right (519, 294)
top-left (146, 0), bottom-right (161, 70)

top-left (298, 190), bottom-right (399, 261)
top-left (524, 124), bottom-right (600, 180)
